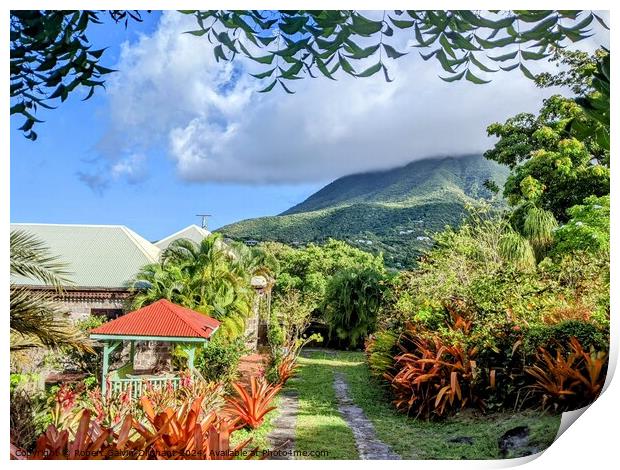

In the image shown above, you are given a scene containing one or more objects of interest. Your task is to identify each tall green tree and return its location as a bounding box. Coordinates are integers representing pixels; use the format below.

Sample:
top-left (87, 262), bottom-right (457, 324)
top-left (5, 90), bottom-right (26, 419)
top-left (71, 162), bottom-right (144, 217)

top-left (484, 48), bottom-right (609, 249)
top-left (132, 234), bottom-right (253, 339)
top-left (272, 239), bottom-right (385, 311)
top-left (323, 267), bottom-right (386, 348)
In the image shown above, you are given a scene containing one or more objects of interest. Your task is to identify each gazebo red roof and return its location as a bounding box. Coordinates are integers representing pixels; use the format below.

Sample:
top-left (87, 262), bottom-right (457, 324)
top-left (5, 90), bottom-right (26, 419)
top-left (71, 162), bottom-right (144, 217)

top-left (90, 299), bottom-right (220, 340)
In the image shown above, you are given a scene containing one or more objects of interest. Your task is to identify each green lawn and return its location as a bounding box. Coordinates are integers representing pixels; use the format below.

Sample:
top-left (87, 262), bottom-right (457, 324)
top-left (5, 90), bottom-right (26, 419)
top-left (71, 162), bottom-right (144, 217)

top-left (294, 350), bottom-right (562, 460)
top-left (290, 353), bottom-right (359, 459)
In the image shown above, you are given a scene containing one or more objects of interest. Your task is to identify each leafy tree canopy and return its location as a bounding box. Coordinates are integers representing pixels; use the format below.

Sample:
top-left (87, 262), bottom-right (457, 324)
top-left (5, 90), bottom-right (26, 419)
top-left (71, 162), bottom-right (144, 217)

top-left (11, 9), bottom-right (605, 139)
top-left (534, 48), bottom-right (607, 95)
top-left (264, 239), bottom-right (385, 310)
top-left (553, 195), bottom-right (609, 256)
top-left (503, 139), bottom-right (609, 222)
top-left (10, 10), bottom-right (146, 140)
top-left (484, 49), bottom-right (609, 222)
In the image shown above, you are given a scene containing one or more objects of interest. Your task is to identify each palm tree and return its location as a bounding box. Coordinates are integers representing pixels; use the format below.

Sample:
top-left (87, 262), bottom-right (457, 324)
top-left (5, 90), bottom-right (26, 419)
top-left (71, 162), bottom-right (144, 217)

top-left (10, 230), bottom-right (91, 352)
top-left (131, 263), bottom-right (193, 308)
top-left (232, 242), bottom-right (280, 320)
top-left (465, 202), bottom-right (557, 269)
top-left (132, 234), bottom-right (253, 339)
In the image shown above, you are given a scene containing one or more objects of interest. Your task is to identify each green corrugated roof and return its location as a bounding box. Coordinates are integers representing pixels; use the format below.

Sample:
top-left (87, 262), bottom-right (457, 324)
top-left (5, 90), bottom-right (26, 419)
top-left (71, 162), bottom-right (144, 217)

top-left (154, 224), bottom-right (211, 250)
top-left (11, 224), bottom-right (161, 289)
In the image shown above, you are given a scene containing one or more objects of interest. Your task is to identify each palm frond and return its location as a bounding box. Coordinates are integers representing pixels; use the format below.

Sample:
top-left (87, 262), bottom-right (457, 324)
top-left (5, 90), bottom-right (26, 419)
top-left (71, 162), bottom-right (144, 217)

top-left (523, 206), bottom-right (558, 251)
top-left (10, 286), bottom-right (93, 352)
top-left (499, 230), bottom-right (536, 269)
top-left (10, 230), bottom-right (72, 287)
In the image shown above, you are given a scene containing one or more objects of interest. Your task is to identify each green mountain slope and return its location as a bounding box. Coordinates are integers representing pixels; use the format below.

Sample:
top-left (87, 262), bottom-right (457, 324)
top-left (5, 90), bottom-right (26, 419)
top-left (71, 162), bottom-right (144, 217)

top-left (218, 154), bottom-right (508, 267)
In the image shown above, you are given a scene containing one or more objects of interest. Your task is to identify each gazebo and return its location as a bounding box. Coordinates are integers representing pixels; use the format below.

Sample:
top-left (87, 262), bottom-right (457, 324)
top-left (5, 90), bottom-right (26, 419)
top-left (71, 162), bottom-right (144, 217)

top-left (90, 299), bottom-right (220, 397)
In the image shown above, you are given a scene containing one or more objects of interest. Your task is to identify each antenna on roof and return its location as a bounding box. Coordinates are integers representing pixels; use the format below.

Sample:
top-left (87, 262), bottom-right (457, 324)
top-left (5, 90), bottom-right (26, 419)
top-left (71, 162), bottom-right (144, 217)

top-left (196, 214), bottom-right (212, 230)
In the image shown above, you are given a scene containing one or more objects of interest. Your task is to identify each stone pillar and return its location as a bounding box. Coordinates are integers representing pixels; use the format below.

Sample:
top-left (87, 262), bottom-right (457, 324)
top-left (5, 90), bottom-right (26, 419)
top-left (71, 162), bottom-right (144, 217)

top-left (246, 276), bottom-right (268, 352)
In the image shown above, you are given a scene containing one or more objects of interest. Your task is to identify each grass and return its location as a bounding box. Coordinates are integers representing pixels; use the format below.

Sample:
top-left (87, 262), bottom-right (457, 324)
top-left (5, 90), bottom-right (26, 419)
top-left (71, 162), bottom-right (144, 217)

top-left (338, 351), bottom-right (562, 459)
top-left (230, 395), bottom-right (281, 454)
top-left (230, 350), bottom-right (561, 460)
top-left (289, 353), bottom-right (358, 459)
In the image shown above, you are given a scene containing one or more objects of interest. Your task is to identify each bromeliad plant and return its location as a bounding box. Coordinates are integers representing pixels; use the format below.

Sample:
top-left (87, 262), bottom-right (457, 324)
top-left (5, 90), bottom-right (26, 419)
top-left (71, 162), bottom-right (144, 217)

top-left (12, 394), bottom-right (259, 460)
top-left (11, 409), bottom-right (137, 460)
top-left (524, 337), bottom-right (607, 411)
top-left (225, 376), bottom-right (282, 429)
top-left (388, 332), bottom-right (483, 419)
top-left (135, 395), bottom-right (255, 460)
top-left (275, 355), bottom-right (298, 385)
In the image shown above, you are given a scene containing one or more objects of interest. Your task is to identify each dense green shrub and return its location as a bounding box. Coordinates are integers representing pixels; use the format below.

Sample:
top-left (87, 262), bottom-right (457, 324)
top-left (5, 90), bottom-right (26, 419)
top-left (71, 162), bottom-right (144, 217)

top-left (195, 335), bottom-right (247, 385)
top-left (365, 330), bottom-right (398, 378)
top-left (524, 320), bottom-right (608, 353)
top-left (323, 267), bottom-right (386, 349)
top-left (553, 195), bottom-right (610, 255)
top-left (265, 318), bottom-right (285, 383)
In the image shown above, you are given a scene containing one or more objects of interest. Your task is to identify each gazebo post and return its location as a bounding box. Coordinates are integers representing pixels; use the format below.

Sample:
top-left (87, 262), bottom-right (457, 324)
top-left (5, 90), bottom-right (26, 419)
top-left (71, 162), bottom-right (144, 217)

top-left (130, 340), bottom-right (135, 368)
top-left (184, 343), bottom-right (197, 371)
top-left (101, 340), bottom-right (121, 396)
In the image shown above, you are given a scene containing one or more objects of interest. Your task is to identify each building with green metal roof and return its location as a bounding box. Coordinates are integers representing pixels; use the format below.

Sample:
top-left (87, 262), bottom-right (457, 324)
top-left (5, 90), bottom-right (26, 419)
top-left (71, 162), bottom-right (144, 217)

top-left (10, 223), bottom-right (209, 321)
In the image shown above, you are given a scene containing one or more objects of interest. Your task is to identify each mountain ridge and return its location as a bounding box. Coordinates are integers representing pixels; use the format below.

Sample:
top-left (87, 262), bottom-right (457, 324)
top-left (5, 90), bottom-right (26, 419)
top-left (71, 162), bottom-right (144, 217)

top-left (219, 154), bottom-right (508, 267)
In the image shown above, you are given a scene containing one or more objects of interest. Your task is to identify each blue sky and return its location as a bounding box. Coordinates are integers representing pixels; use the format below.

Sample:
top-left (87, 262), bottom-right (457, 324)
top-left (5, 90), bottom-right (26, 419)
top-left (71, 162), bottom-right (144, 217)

top-left (10, 12), bottom-right (322, 240)
top-left (10, 11), bottom-right (608, 241)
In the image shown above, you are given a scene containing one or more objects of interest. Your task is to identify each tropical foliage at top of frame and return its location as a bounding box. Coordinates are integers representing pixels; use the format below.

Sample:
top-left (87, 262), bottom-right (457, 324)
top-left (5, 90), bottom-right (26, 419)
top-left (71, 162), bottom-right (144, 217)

top-left (11, 10), bottom-right (607, 139)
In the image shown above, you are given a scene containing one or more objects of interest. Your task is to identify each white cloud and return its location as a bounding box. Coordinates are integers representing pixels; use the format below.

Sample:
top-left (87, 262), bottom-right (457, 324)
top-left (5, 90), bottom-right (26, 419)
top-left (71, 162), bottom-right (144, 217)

top-left (96, 11), bottom-right (610, 185)
top-left (110, 153), bottom-right (146, 182)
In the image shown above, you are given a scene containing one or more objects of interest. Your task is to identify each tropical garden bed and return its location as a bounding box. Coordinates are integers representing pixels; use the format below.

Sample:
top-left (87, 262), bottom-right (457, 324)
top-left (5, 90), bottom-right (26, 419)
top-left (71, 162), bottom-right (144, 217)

top-left (291, 350), bottom-right (561, 459)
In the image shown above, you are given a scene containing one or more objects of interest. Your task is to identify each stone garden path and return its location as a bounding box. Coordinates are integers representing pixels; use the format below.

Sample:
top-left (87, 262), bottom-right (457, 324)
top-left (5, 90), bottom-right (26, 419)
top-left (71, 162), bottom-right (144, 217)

top-left (333, 372), bottom-right (401, 460)
top-left (266, 389), bottom-right (299, 460)
top-left (267, 350), bottom-right (399, 460)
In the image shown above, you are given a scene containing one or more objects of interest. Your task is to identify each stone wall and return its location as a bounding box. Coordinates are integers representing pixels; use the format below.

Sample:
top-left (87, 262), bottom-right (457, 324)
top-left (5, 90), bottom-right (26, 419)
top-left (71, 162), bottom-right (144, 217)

top-left (58, 298), bottom-right (126, 322)
top-left (133, 341), bottom-right (173, 371)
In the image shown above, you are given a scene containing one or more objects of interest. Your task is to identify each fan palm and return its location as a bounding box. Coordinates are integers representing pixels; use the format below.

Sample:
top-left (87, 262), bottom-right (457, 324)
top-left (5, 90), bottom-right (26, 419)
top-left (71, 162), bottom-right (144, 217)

top-left (10, 230), bottom-right (91, 352)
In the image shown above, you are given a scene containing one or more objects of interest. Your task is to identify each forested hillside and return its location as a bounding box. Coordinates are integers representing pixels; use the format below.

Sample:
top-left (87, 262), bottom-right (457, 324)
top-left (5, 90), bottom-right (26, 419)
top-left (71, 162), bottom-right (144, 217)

top-left (219, 154), bottom-right (508, 267)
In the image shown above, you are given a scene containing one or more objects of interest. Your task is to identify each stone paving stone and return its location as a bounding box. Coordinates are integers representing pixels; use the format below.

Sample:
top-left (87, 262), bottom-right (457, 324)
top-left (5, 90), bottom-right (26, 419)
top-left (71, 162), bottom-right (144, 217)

top-left (333, 372), bottom-right (401, 460)
top-left (267, 389), bottom-right (299, 460)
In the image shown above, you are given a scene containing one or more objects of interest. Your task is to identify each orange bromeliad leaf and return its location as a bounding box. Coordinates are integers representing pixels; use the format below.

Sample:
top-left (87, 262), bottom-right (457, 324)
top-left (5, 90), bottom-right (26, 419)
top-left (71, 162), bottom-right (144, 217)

top-left (225, 376), bottom-right (282, 429)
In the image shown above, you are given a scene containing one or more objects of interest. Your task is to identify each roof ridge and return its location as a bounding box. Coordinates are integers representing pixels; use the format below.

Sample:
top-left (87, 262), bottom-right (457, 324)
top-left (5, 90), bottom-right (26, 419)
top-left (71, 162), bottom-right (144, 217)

top-left (161, 299), bottom-right (212, 337)
top-left (11, 223), bottom-right (128, 228)
top-left (120, 226), bottom-right (161, 262)
top-left (155, 225), bottom-right (211, 246)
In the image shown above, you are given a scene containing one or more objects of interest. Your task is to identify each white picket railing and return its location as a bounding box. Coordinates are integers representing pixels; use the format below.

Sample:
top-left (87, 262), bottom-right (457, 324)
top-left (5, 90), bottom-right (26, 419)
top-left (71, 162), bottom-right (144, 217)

top-left (110, 376), bottom-right (182, 399)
